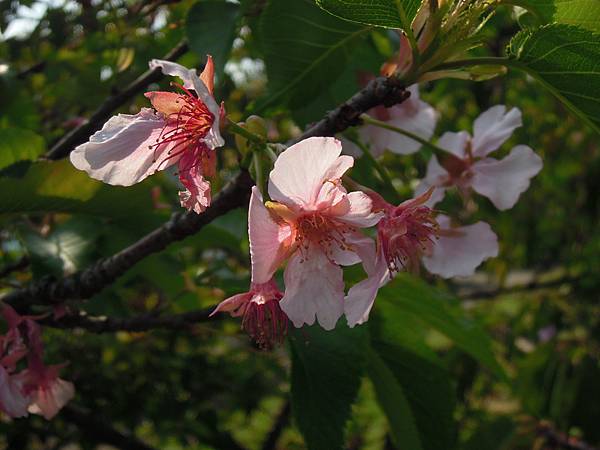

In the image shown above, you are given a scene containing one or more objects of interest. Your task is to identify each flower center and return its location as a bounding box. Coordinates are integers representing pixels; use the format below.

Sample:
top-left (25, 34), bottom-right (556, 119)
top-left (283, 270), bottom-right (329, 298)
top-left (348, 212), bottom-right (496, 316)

top-left (150, 84), bottom-right (214, 170)
top-left (379, 205), bottom-right (439, 273)
top-left (295, 213), bottom-right (354, 262)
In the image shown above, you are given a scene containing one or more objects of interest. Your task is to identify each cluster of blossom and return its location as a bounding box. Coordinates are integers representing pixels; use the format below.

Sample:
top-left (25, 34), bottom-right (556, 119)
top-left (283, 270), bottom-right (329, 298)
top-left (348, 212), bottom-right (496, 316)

top-left (0, 305), bottom-right (74, 419)
top-left (69, 59), bottom-right (542, 351)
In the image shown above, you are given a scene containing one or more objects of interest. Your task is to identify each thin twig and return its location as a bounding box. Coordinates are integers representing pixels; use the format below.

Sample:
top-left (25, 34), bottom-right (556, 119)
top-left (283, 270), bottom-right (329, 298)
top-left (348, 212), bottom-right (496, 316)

top-left (41, 305), bottom-right (218, 333)
top-left (46, 40), bottom-right (189, 160)
top-left (459, 275), bottom-right (578, 300)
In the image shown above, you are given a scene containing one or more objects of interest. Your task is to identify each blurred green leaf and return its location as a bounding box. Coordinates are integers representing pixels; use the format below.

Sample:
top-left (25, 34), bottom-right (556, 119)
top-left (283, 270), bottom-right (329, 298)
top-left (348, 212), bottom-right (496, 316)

top-left (369, 310), bottom-right (456, 450)
top-left (256, 0), bottom-right (370, 111)
top-left (0, 128), bottom-right (45, 171)
top-left (0, 160), bottom-right (164, 227)
top-left (19, 217), bottom-right (101, 277)
top-left (376, 274), bottom-right (507, 379)
top-left (186, 0), bottom-right (240, 79)
top-left (367, 349), bottom-right (424, 450)
top-left (315, 0), bottom-right (420, 30)
top-left (290, 323), bottom-right (368, 450)
top-left (512, 0), bottom-right (600, 32)
top-left (508, 24), bottom-right (600, 133)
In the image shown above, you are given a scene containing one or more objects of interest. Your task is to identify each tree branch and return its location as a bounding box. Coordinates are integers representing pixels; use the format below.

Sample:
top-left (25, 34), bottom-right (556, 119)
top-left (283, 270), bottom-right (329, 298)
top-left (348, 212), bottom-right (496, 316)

top-left (293, 76), bottom-right (409, 143)
top-left (2, 170), bottom-right (254, 309)
top-left (46, 40), bottom-right (189, 160)
top-left (4, 75), bottom-right (410, 312)
top-left (41, 305), bottom-right (218, 333)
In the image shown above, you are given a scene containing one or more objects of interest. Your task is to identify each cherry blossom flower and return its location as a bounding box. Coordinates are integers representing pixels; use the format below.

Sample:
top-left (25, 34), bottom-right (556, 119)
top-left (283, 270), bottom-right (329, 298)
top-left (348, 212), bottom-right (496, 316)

top-left (344, 84), bottom-right (438, 157)
top-left (211, 279), bottom-right (287, 349)
top-left (71, 56), bottom-right (224, 214)
top-left (0, 305), bottom-right (74, 420)
top-left (345, 191), bottom-right (498, 326)
top-left (416, 105), bottom-right (543, 210)
top-left (248, 137), bottom-right (382, 330)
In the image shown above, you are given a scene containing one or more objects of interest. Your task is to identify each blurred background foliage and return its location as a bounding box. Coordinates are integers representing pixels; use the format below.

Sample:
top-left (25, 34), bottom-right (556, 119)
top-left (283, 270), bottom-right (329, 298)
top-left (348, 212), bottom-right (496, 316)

top-left (0, 0), bottom-right (599, 449)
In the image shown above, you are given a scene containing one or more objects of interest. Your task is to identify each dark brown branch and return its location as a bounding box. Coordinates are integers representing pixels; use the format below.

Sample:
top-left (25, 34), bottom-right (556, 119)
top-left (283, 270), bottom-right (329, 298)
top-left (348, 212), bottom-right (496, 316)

top-left (41, 305), bottom-right (218, 333)
top-left (293, 76), bottom-right (409, 143)
top-left (2, 170), bottom-right (254, 310)
top-left (4, 74), bottom-right (410, 312)
top-left (536, 421), bottom-right (599, 450)
top-left (46, 40), bottom-right (189, 160)
top-left (61, 404), bottom-right (156, 450)
top-left (0, 256), bottom-right (30, 279)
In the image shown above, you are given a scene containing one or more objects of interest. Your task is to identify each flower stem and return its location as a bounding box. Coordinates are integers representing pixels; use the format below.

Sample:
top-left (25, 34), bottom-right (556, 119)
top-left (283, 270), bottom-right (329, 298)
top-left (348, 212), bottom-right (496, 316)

top-left (360, 114), bottom-right (448, 156)
top-left (226, 118), bottom-right (266, 145)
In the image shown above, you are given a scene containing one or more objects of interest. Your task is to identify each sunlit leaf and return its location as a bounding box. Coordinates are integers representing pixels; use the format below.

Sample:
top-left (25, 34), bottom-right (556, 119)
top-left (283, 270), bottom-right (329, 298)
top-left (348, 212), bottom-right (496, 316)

top-left (315, 0), bottom-right (421, 30)
top-left (508, 24), bottom-right (600, 133)
top-left (513, 0), bottom-right (600, 32)
top-left (0, 128), bottom-right (45, 171)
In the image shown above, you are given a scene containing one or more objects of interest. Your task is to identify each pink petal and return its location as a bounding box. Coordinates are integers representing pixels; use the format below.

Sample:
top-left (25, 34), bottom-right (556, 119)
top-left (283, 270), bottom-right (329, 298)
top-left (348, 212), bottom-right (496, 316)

top-left (414, 155), bottom-right (448, 206)
top-left (336, 191), bottom-right (383, 227)
top-left (0, 367), bottom-right (30, 418)
top-left (70, 108), bottom-right (176, 186)
top-left (29, 378), bottom-right (75, 420)
top-left (423, 215), bottom-right (498, 278)
top-left (268, 137), bottom-right (352, 210)
top-left (437, 131), bottom-right (470, 158)
top-left (344, 239), bottom-right (389, 327)
top-left (471, 145), bottom-right (543, 210)
top-left (249, 187), bottom-right (293, 284)
top-left (280, 245), bottom-right (344, 330)
top-left (210, 292), bottom-right (251, 317)
top-left (472, 105), bottom-right (522, 157)
top-left (149, 59), bottom-right (224, 150)
top-left (177, 152), bottom-right (212, 214)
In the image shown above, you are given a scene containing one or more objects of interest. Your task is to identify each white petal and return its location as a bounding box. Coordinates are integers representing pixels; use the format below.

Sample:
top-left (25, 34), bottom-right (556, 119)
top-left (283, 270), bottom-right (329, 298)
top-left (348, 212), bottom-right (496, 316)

top-left (268, 137), bottom-right (352, 210)
top-left (414, 155), bottom-right (448, 207)
top-left (335, 191), bottom-right (383, 227)
top-left (471, 145), bottom-right (543, 210)
top-left (281, 245), bottom-right (344, 330)
top-left (423, 216), bottom-right (498, 278)
top-left (472, 105), bottom-right (522, 157)
top-left (437, 131), bottom-right (470, 158)
top-left (249, 186), bottom-right (292, 284)
top-left (70, 108), bottom-right (175, 186)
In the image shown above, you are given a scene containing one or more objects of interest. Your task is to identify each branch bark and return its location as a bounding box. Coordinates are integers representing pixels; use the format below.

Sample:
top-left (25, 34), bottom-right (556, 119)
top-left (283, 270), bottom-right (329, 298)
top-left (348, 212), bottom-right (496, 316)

top-left (46, 40), bottom-right (189, 160)
top-left (4, 75), bottom-right (409, 312)
top-left (41, 305), bottom-right (218, 333)
top-left (3, 170), bottom-right (254, 309)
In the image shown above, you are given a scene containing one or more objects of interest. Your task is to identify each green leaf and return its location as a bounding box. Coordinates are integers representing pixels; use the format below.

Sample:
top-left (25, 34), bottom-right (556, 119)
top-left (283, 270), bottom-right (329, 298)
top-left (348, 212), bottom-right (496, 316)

top-left (512, 0), bottom-right (600, 32)
top-left (367, 349), bottom-right (424, 450)
top-left (376, 274), bottom-right (506, 379)
top-left (508, 24), bottom-right (600, 133)
top-left (0, 160), bottom-right (164, 228)
top-left (19, 217), bottom-right (101, 277)
top-left (369, 312), bottom-right (456, 450)
top-left (0, 128), bottom-right (45, 171)
top-left (256, 0), bottom-right (371, 112)
top-left (185, 0), bottom-right (240, 79)
top-left (290, 323), bottom-right (368, 450)
top-left (315, 0), bottom-right (421, 30)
